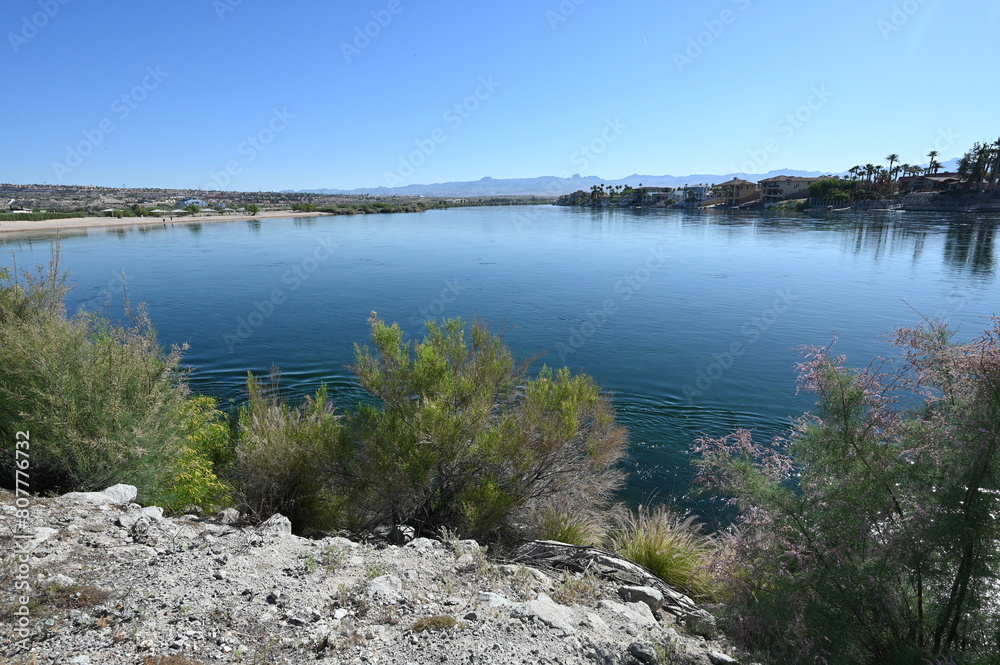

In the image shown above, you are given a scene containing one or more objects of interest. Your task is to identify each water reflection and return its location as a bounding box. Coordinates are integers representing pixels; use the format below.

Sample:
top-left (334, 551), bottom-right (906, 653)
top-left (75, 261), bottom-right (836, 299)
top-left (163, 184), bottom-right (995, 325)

top-left (943, 219), bottom-right (996, 279)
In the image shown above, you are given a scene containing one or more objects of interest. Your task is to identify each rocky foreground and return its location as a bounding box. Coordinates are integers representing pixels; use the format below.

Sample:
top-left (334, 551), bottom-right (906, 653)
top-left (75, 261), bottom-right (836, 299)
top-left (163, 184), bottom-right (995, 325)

top-left (1, 486), bottom-right (746, 665)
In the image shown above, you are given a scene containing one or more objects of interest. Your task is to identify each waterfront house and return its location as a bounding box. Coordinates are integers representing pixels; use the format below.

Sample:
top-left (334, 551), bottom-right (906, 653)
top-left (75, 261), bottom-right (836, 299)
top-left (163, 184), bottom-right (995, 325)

top-left (715, 178), bottom-right (760, 207)
top-left (897, 172), bottom-right (962, 193)
top-left (758, 176), bottom-right (824, 203)
top-left (635, 186), bottom-right (676, 205)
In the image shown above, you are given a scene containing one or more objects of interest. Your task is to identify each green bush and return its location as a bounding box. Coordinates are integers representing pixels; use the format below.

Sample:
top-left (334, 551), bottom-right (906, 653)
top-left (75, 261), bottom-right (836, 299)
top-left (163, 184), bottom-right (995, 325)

top-left (696, 320), bottom-right (1000, 664)
top-left (150, 396), bottom-right (233, 513)
top-left (0, 304), bottom-right (192, 496)
top-left (0, 256), bottom-right (230, 506)
top-left (607, 505), bottom-right (716, 599)
top-left (231, 372), bottom-right (344, 532)
top-left (331, 315), bottom-right (628, 542)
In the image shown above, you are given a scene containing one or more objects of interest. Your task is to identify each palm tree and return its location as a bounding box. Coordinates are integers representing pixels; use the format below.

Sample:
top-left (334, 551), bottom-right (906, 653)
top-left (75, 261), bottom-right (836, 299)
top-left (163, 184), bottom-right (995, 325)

top-left (990, 138), bottom-right (1000, 191)
top-left (885, 154), bottom-right (900, 192)
top-left (927, 150), bottom-right (939, 174)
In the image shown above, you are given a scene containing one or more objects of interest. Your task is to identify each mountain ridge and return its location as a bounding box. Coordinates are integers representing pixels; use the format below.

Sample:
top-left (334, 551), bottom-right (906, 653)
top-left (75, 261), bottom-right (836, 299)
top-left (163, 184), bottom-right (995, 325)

top-left (291, 160), bottom-right (960, 198)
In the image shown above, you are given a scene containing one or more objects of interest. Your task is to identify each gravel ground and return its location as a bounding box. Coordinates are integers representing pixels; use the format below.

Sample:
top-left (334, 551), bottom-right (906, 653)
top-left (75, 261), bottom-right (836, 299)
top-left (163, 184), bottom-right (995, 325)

top-left (1, 486), bottom-right (746, 665)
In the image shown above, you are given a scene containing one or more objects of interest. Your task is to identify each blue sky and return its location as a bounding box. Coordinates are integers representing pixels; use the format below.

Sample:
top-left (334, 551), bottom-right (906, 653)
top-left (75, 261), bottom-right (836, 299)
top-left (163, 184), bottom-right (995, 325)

top-left (2, 0), bottom-right (997, 191)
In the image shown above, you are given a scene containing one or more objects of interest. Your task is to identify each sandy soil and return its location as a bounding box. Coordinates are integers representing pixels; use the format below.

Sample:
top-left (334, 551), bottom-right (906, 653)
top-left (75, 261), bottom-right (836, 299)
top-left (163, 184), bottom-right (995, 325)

top-left (0, 210), bottom-right (332, 236)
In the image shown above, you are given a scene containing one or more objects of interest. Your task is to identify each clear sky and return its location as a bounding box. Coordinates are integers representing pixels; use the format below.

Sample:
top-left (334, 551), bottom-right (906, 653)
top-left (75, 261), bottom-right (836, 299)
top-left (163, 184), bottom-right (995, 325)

top-left (2, 0), bottom-right (997, 191)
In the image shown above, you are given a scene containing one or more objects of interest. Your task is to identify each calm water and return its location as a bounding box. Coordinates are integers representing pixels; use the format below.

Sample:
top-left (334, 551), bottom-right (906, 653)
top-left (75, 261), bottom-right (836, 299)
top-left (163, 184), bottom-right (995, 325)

top-left (3, 206), bottom-right (998, 521)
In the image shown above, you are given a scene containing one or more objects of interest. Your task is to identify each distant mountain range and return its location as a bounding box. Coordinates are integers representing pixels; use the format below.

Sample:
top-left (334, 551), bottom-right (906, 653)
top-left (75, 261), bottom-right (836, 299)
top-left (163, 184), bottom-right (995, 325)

top-left (291, 160), bottom-right (961, 198)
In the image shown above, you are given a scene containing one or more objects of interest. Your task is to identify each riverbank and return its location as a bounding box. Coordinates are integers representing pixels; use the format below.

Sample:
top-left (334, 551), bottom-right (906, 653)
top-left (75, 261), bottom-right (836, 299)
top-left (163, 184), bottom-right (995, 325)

top-left (0, 210), bottom-right (332, 236)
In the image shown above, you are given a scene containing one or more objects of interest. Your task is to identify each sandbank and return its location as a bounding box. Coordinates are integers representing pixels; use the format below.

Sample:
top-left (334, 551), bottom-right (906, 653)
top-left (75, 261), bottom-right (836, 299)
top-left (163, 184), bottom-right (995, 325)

top-left (0, 210), bottom-right (332, 237)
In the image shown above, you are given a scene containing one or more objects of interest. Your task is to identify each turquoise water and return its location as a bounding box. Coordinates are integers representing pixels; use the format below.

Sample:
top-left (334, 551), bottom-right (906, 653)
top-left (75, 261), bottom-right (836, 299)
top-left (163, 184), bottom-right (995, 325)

top-left (3, 206), bottom-right (998, 521)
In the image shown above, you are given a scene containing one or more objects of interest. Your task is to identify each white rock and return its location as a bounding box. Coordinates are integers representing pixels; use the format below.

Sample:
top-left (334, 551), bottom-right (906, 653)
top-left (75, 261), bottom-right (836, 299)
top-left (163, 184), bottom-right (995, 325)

top-left (216, 508), bottom-right (240, 524)
top-left (365, 574), bottom-right (403, 604)
top-left (478, 592), bottom-right (514, 608)
top-left (259, 514), bottom-right (293, 536)
top-left (511, 594), bottom-right (576, 634)
top-left (40, 573), bottom-right (77, 587)
top-left (597, 600), bottom-right (658, 628)
top-left (406, 537), bottom-right (441, 550)
top-left (102, 484), bottom-right (139, 505)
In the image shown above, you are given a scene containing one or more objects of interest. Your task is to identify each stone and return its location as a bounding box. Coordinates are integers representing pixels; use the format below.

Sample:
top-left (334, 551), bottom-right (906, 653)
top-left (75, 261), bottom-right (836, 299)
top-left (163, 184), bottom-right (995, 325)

top-left (102, 484), bottom-right (139, 505)
top-left (68, 656), bottom-right (91, 665)
top-left (118, 514), bottom-right (151, 530)
top-left (511, 594), bottom-right (575, 634)
top-left (627, 642), bottom-right (658, 664)
top-left (685, 609), bottom-right (717, 638)
top-left (365, 574), bottom-right (403, 604)
top-left (597, 600), bottom-right (657, 628)
top-left (618, 586), bottom-right (664, 613)
top-left (259, 514), bottom-right (293, 536)
top-left (708, 652), bottom-right (738, 665)
top-left (478, 592), bottom-right (514, 608)
top-left (454, 552), bottom-right (480, 573)
top-left (216, 507), bottom-right (240, 524)
top-left (406, 537), bottom-right (441, 550)
top-left (626, 601), bottom-right (657, 624)
top-left (61, 484), bottom-right (137, 506)
top-left (40, 573), bottom-right (77, 587)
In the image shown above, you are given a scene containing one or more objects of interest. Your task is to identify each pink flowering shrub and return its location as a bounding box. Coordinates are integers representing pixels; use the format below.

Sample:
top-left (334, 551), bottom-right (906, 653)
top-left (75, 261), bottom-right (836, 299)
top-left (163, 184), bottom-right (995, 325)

top-left (695, 319), bottom-right (1000, 665)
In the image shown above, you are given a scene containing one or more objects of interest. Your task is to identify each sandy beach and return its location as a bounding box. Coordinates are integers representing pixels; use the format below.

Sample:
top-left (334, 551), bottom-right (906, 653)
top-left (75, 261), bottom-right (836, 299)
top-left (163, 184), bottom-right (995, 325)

top-left (0, 210), bottom-right (332, 236)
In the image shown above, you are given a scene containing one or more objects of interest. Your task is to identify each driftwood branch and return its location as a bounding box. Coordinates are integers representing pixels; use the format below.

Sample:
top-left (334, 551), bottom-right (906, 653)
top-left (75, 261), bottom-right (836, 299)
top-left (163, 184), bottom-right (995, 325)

top-left (510, 540), bottom-right (701, 618)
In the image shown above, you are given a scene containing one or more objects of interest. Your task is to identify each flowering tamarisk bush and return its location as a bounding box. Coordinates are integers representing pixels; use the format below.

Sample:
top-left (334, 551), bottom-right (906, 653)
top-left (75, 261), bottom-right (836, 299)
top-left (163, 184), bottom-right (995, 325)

top-left (695, 320), bottom-right (1000, 665)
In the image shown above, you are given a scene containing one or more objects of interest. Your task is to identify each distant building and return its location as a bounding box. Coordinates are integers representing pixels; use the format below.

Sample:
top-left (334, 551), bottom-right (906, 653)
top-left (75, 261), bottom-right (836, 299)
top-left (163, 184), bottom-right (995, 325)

top-left (178, 197), bottom-right (208, 207)
top-left (635, 186), bottom-right (676, 204)
top-left (681, 184), bottom-right (714, 206)
top-left (715, 178), bottom-right (760, 207)
top-left (759, 176), bottom-right (825, 203)
top-left (897, 172), bottom-right (962, 193)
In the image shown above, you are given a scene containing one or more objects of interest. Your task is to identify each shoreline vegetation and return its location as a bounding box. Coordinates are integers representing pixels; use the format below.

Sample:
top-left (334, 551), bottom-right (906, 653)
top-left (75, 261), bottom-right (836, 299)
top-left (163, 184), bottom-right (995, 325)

top-left (3, 246), bottom-right (999, 662)
top-left (556, 136), bottom-right (1000, 213)
top-left (0, 188), bottom-right (553, 235)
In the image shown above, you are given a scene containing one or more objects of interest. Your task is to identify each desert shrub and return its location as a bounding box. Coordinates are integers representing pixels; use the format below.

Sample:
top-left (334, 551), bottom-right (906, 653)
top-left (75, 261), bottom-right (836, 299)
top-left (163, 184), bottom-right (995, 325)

top-left (332, 314), bottom-right (628, 542)
top-left (231, 371), bottom-right (344, 532)
top-left (149, 396), bottom-right (234, 512)
top-left (695, 320), bottom-right (1000, 664)
top-left (0, 260), bottom-right (193, 496)
top-left (410, 615), bottom-right (457, 632)
top-left (0, 255), bottom-right (234, 506)
top-left (607, 505), bottom-right (716, 599)
top-left (0, 253), bottom-right (69, 324)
